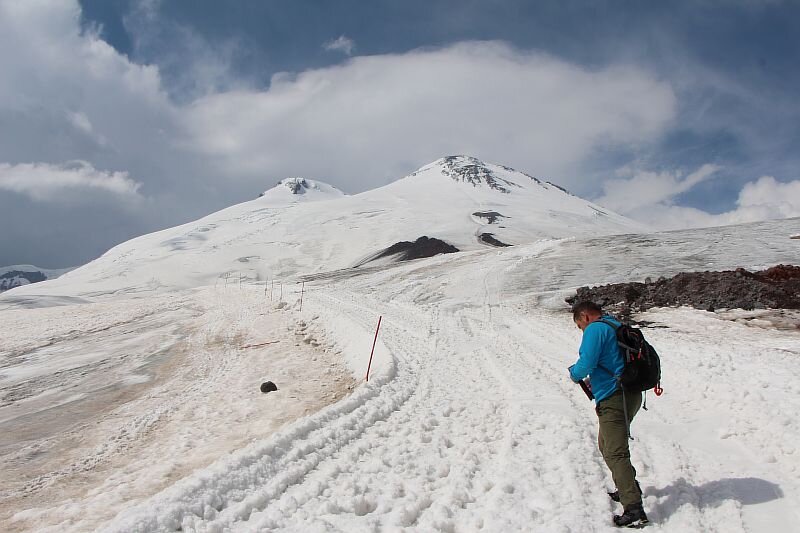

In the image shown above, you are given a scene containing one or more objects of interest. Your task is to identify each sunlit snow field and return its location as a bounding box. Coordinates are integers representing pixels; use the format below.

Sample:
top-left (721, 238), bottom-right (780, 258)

top-left (0, 159), bottom-right (800, 533)
top-left (1, 162), bottom-right (798, 531)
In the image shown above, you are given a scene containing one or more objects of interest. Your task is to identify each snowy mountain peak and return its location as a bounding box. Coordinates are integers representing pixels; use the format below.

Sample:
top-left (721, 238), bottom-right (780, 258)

top-left (415, 155), bottom-right (547, 194)
top-left (280, 178), bottom-right (321, 195)
top-left (2, 155), bottom-right (650, 300)
top-left (259, 178), bottom-right (345, 203)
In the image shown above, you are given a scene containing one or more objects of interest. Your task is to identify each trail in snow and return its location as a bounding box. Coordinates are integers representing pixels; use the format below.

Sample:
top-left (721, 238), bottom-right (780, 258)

top-left (91, 225), bottom-right (799, 532)
top-left (3, 219), bottom-right (799, 532)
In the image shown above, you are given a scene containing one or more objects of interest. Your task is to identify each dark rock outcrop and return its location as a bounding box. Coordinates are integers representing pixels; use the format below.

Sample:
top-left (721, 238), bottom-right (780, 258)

top-left (472, 211), bottom-right (506, 224)
top-left (479, 233), bottom-right (511, 247)
top-left (260, 381), bottom-right (278, 393)
top-left (566, 264), bottom-right (800, 316)
top-left (435, 156), bottom-right (521, 193)
top-left (360, 236), bottom-right (459, 266)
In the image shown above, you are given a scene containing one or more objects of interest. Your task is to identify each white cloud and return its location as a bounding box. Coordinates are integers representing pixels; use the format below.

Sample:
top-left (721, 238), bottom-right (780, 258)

top-left (596, 163), bottom-right (722, 213)
top-left (730, 175), bottom-right (800, 222)
top-left (324, 35), bottom-right (355, 55)
top-left (66, 111), bottom-right (108, 146)
top-left (596, 165), bottom-right (800, 229)
top-left (1, 0), bottom-right (795, 266)
top-left (67, 111), bottom-right (93, 134)
top-left (0, 161), bottom-right (142, 202)
top-left (182, 41), bottom-right (677, 191)
top-left (0, 1), bottom-right (678, 198)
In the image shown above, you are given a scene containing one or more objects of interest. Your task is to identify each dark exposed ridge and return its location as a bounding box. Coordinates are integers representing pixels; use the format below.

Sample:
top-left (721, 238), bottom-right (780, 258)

top-left (259, 178), bottom-right (311, 197)
top-left (283, 178), bottom-right (309, 194)
top-left (566, 264), bottom-right (800, 318)
top-left (546, 181), bottom-right (572, 195)
top-left (472, 211), bottom-right (506, 224)
top-left (479, 233), bottom-right (511, 247)
top-left (356, 236), bottom-right (459, 267)
top-left (437, 156), bottom-right (519, 193)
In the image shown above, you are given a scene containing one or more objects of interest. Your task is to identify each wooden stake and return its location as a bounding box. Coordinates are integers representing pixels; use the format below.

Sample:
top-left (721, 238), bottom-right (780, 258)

top-left (365, 316), bottom-right (383, 382)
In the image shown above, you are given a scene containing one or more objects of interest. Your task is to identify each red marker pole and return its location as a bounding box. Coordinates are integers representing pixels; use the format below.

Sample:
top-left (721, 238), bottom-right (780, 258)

top-left (365, 316), bottom-right (382, 382)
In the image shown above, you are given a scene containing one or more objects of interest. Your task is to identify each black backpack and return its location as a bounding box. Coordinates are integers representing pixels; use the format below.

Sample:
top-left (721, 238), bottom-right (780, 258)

top-left (598, 319), bottom-right (663, 395)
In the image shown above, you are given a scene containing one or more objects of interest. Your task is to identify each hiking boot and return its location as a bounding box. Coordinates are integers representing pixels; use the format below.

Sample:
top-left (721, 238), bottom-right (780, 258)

top-left (613, 502), bottom-right (649, 528)
top-left (608, 480), bottom-right (642, 503)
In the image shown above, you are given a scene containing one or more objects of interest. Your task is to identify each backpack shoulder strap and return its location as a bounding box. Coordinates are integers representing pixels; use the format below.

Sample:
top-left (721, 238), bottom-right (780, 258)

top-left (596, 318), bottom-right (619, 331)
top-left (593, 318), bottom-right (626, 378)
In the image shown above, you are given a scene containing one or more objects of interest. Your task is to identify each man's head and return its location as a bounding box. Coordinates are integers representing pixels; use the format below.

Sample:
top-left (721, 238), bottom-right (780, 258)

top-left (572, 301), bottom-right (602, 331)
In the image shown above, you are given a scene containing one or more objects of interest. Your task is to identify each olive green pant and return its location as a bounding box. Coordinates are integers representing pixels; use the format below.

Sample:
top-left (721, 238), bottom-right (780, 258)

top-left (596, 389), bottom-right (642, 508)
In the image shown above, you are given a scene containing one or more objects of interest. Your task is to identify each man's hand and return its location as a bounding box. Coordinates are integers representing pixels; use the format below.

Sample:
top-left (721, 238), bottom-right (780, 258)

top-left (568, 364), bottom-right (580, 383)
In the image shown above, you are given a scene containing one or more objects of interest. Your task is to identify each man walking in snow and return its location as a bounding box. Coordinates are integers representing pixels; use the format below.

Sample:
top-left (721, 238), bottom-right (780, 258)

top-left (569, 301), bottom-right (648, 528)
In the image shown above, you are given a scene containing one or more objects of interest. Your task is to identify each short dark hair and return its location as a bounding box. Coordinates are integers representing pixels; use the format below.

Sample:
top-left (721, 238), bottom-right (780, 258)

top-left (572, 301), bottom-right (602, 321)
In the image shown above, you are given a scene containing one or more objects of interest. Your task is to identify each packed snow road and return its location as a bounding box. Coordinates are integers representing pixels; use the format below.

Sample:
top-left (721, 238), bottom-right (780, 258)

top-left (104, 230), bottom-right (799, 532)
top-left (3, 220), bottom-right (799, 532)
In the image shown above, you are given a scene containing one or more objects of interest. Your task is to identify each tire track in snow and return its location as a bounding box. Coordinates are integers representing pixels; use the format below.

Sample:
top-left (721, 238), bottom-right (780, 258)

top-left (102, 289), bottom-right (419, 532)
top-left (96, 223), bottom-right (799, 531)
top-left (237, 291), bottom-right (515, 531)
top-left (108, 268), bottom-right (533, 531)
top-left (453, 265), bottom-right (614, 529)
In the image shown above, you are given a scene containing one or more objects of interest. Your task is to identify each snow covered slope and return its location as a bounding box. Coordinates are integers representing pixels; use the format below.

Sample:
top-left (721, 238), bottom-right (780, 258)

top-left (2, 217), bottom-right (797, 532)
top-left (5, 158), bottom-right (798, 531)
top-left (0, 156), bottom-right (645, 304)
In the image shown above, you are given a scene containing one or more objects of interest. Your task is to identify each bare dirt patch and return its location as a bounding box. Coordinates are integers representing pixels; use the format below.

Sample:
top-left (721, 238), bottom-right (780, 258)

top-left (0, 289), bottom-right (356, 532)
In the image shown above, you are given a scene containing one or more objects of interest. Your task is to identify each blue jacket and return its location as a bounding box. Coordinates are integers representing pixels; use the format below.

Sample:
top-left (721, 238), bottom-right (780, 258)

top-left (569, 316), bottom-right (624, 402)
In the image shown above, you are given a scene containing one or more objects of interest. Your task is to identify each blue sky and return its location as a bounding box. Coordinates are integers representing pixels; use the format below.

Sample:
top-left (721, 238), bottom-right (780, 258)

top-left (1, 0), bottom-right (799, 267)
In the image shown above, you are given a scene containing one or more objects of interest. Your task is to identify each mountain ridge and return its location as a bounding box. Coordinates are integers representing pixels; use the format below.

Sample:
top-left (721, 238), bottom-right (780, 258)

top-left (0, 155), bottom-right (647, 302)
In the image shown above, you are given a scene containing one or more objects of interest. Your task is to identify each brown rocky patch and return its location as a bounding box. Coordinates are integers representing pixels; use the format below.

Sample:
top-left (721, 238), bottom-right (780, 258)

top-left (566, 264), bottom-right (800, 317)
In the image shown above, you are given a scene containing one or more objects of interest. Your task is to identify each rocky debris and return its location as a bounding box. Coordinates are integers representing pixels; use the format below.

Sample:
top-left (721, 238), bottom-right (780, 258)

top-left (282, 178), bottom-right (310, 194)
top-left (437, 156), bottom-right (520, 193)
top-left (566, 264), bottom-right (800, 317)
top-left (479, 233), bottom-right (511, 247)
top-left (472, 211), bottom-right (506, 224)
top-left (260, 381), bottom-right (278, 393)
top-left (410, 155), bottom-right (567, 196)
top-left (259, 178), bottom-right (314, 197)
top-left (499, 164), bottom-right (544, 185)
top-left (369, 236), bottom-right (459, 263)
top-left (546, 181), bottom-right (572, 195)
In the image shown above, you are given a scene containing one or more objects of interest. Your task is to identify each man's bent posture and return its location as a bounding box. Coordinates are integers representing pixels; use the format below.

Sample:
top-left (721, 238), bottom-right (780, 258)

top-left (569, 301), bottom-right (648, 528)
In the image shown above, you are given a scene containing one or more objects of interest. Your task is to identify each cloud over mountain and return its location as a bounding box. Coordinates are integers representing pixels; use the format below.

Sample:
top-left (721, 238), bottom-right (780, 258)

top-left (1, 0), bottom-right (797, 268)
top-left (596, 164), bottom-right (800, 229)
top-left (0, 161), bottom-right (142, 203)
